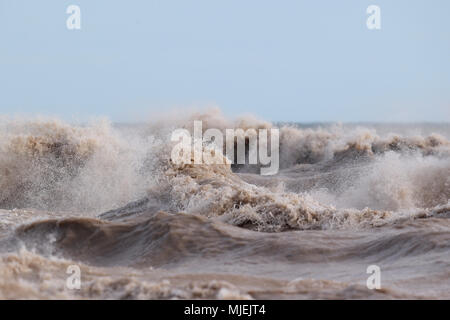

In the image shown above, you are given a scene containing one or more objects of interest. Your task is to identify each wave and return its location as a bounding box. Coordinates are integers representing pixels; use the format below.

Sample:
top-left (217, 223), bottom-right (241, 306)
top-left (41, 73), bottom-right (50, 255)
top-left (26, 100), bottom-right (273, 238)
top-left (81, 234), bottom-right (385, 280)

top-left (0, 117), bottom-right (159, 212)
top-left (0, 109), bottom-right (449, 232)
top-left (103, 154), bottom-right (450, 232)
top-left (0, 248), bottom-right (255, 299)
top-left (1, 109), bottom-right (449, 299)
top-left (4, 208), bottom-right (448, 270)
top-left (2, 247), bottom-right (424, 299)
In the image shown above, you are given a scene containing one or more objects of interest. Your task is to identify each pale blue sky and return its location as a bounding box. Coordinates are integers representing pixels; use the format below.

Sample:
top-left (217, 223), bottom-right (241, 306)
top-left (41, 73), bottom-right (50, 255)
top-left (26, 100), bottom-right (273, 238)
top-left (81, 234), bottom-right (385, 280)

top-left (0, 0), bottom-right (449, 122)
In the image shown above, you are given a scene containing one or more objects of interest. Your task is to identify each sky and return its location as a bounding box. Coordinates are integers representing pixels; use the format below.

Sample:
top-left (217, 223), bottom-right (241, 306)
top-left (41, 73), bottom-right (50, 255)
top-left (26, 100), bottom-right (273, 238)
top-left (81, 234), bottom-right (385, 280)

top-left (0, 0), bottom-right (449, 123)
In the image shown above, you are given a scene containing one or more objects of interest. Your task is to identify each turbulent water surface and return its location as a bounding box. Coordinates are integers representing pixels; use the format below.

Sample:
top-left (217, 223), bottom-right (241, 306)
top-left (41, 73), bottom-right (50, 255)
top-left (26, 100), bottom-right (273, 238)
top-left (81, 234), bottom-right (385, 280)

top-left (0, 109), bottom-right (449, 299)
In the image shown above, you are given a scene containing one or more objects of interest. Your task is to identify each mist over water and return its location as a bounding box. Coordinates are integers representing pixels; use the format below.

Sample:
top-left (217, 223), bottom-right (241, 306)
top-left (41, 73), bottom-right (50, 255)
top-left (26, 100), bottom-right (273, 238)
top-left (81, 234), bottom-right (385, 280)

top-left (0, 109), bottom-right (449, 299)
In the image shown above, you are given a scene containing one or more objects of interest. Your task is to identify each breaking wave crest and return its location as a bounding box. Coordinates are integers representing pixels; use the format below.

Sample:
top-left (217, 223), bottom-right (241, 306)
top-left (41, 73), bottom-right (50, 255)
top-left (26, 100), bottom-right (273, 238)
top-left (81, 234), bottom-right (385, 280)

top-left (0, 109), bottom-right (449, 232)
top-left (0, 117), bottom-right (159, 212)
top-left (1, 108), bottom-right (450, 299)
